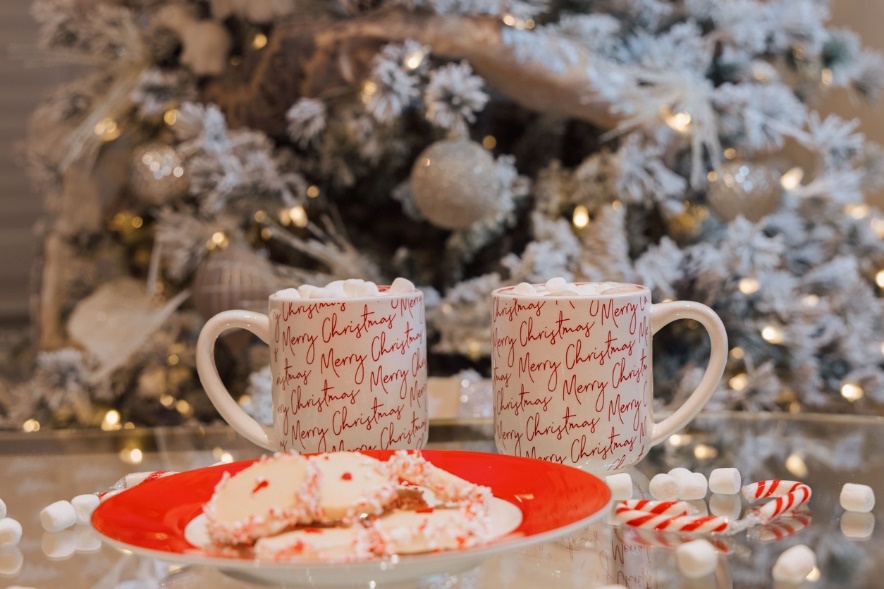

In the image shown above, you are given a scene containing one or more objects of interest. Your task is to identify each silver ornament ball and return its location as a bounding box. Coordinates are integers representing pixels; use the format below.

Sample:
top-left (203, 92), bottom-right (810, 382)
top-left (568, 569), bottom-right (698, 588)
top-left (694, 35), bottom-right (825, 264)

top-left (409, 139), bottom-right (500, 229)
top-left (130, 143), bottom-right (189, 205)
top-left (192, 243), bottom-right (279, 321)
top-left (707, 161), bottom-right (781, 222)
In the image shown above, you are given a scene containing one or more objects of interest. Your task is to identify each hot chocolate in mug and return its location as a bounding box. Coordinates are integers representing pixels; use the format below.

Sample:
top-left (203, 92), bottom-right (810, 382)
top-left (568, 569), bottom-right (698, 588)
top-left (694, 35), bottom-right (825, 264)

top-left (491, 281), bottom-right (727, 473)
top-left (196, 285), bottom-right (428, 453)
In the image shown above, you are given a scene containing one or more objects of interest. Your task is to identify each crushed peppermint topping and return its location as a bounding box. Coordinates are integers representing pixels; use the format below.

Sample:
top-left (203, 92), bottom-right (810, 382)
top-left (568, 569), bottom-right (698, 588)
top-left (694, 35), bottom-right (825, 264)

top-left (341, 472), bottom-right (353, 481)
top-left (252, 479), bottom-right (269, 494)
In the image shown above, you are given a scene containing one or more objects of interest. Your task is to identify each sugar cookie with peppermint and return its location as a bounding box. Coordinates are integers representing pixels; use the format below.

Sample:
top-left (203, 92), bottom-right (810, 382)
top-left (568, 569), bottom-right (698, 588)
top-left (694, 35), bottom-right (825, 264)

top-left (254, 526), bottom-right (374, 562)
top-left (309, 452), bottom-right (399, 524)
top-left (205, 453), bottom-right (319, 546)
top-left (374, 507), bottom-right (492, 554)
top-left (387, 450), bottom-right (491, 517)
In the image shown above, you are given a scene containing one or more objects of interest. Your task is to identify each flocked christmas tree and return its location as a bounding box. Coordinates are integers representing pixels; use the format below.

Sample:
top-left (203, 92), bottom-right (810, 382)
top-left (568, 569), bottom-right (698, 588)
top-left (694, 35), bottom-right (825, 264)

top-left (3, 0), bottom-right (883, 430)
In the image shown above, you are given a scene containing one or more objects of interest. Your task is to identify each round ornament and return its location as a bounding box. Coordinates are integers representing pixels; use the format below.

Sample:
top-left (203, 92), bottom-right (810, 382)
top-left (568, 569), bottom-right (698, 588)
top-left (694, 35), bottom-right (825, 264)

top-left (409, 139), bottom-right (500, 229)
top-left (707, 161), bottom-right (781, 222)
top-left (192, 243), bottom-right (279, 321)
top-left (130, 143), bottom-right (189, 205)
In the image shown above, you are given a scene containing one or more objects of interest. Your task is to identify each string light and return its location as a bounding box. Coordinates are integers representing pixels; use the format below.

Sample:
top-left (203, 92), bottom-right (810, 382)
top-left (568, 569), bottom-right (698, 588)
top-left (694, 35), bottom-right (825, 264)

top-left (572, 206), bottom-right (590, 229)
top-left (502, 14), bottom-right (516, 26)
top-left (254, 210), bottom-right (267, 223)
top-left (779, 167), bottom-right (804, 190)
top-left (738, 278), bottom-right (760, 294)
top-left (611, 200), bottom-right (623, 211)
top-left (22, 419), bottom-right (40, 433)
top-left (801, 294), bottom-right (820, 307)
top-left (841, 383), bottom-right (864, 402)
top-left (207, 231), bottom-right (229, 250)
top-left (124, 422), bottom-right (135, 429)
top-left (870, 217), bottom-right (884, 239)
top-left (167, 353), bottom-right (179, 366)
top-left (467, 340), bottom-right (481, 360)
top-left (707, 171), bottom-right (718, 182)
top-left (238, 395), bottom-right (252, 406)
top-left (821, 68), bottom-right (833, 86)
top-left (729, 373), bottom-right (748, 391)
top-left (845, 204), bottom-right (870, 219)
top-left (668, 434), bottom-right (691, 447)
top-left (120, 447), bottom-right (144, 465)
top-left (761, 325), bottom-right (785, 344)
top-left (785, 454), bottom-right (808, 478)
top-left (361, 81), bottom-right (377, 105)
top-left (94, 118), bottom-right (120, 142)
top-left (729, 347), bottom-right (745, 360)
top-left (160, 394), bottom-right (175, 408)
top-left (286, 205), bottom-right (308, 228)
top-left (306, 185), bottom-right (320, 198)
top-left (163, 109), bottom-right (179, 126)
top-left (807, 566), bottom-right (821, 582)
top-left (176, 399), bottom-right (194, 416)
top-left (260, 227), bottom-right (273, 240)
top-left (212, 447), bottom-right (233, 463)
top-left (875, 269), bottom-right (884, 288)
top-left (252, 33), bottom-right (268, 49)
top-left (663, 108), bottom-right (692, 133)
top-left (102, 410), bottom-right (121, 431)
top-left (694, 444), bottom-right (718, 459)
top-left (723, 147), bottom-right (737, 159)
top-left (404, 50), bottom-right (425, 70)
top-left (482, 135), bottom-right (497, 149)
top-left (131, 216), bottom-right (144, 229)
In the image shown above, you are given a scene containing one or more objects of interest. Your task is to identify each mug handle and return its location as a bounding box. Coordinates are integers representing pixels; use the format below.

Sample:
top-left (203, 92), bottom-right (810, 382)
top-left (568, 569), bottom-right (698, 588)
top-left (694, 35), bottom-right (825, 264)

top-left (196, 310), bottom-right (275, 451)
top-left (649, 301), bottom-right (728, 446)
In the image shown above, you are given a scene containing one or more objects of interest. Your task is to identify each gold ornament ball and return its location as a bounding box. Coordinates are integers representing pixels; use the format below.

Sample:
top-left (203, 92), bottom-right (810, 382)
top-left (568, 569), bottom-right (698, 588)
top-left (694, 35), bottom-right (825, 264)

top-left (409, 139), bottom-right (500, 229)
top-left (192, 243), bottom-right (279, 321)
top-left (130, 143), bottom-right (189, 205)
top-left (707, 161), bottom-right (781, 222)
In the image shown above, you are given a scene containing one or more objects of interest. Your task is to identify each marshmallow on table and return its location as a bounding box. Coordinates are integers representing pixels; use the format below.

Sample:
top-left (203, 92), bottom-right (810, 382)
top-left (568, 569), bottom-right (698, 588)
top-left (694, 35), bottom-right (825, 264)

top-left (41, 530), bottom-right (77, 560)
top-left (841, 511), bottom-right (875, 540)
top-left (772, 544), bottom-right (816, 583)
top-left (675, 539), bottom-right (719, 578)
top-left (72, 494), bottom-right (100, 525)
top-left (709, 468), bottom-right (742, 495)
top-left (0, 547), bottom-right (23, 576)
top-left (0, 518), bottom-right (22, 547)
top-left (668, 467), bottom-right (692, 486)
top-left (75, 526), bottom-right (103, 553)
top-left (40, 500), bottom-right (77, 532)
top-left (680, 472), bottom-right (709, 500)
top-left (605, 473), bottom-right (633, 500)
top-left (686, 499), bottom-right (709, 516)
top-left (649, 473), bottom-right (680, 501)
top-left (840, 483), bottom-right (875, 513)
top-left (709, 494), bottom-right (742, 520)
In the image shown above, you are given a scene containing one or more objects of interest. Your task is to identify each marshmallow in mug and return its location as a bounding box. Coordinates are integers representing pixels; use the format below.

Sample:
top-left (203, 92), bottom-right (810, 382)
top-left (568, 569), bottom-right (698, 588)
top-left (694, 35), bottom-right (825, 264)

top-left (510, 278), bottom-right (645, 297)
top-left (274, 277), bottom-right (416, 300)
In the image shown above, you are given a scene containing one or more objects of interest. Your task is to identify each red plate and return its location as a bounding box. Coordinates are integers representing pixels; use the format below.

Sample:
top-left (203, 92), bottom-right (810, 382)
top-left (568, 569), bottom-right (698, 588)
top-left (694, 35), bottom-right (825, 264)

top-left (92, 450), bottom-right (611, 586)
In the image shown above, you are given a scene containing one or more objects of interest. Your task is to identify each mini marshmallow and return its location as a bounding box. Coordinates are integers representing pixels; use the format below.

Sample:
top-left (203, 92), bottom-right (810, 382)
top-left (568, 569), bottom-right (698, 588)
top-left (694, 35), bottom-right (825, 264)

top-left (772, 544), bottom-right (816, 583)
top-left (709, 493), bottom-right (742, 520)
top-left (0, 547), bottom-right (23, 576)
top-left (686, 499), bottom-right (709, 516)
top-left (675, 539), bottom-right (718, 578)
top-left (680, 472), bottom-right (708, 500)
top-left (297, 284), bottom-right (318, 298)
top-left (325, 280), bottom-right (346, 297)
top-left (840, 511), bottom-right (875, 540)
top-left (840, 483), bottom-right (875, 513)
top-left (387, 277), bottom-right (416, 295)
top-left (709, 468), bottom-right (742, 495)
top-left (40, 500), bottom-right (77, 532)
top-left (605, 473), bottom-right (633, 500)
top-left (545, 277), bottom-right (567, 291)
top-left (0, 499), bottom-right (5, 520)
top-left (75, 527), bottom-right (102, 553)
top-left (649, 473), bottom-right (680, 501)
top-left (71, 494), bottom-right (100, 525)
top-left (309, 287), bottom-right (333, 299)
top-left (668, 467), bottom-right (693, 486)
top-left (512, 282), bottom-right (537, 295)
top-left (343, 279), bottom-right (366, 297)
top-left (0, 519), bottom-right (22, 547)
top-left (41, 530), bottom-right (77, 560)
top-left (273, 288), bottom-right (300, 299)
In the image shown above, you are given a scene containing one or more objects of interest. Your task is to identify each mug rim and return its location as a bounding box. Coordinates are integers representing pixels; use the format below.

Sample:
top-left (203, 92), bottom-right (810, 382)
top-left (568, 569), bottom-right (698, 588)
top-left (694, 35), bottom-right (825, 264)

top-left (492, 282), bottom-right (648, 299)
top-left (269, 286), bottom-right (424, 304)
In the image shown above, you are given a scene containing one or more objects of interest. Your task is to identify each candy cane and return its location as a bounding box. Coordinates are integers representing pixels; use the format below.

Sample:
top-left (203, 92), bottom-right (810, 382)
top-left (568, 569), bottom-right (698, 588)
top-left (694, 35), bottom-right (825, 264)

top-left (616, 500), bottom-right (697, 517)
top-left (615, 509), bottom-right (730, 534)
top-left (741, 480), bottom-right (806, 502)
top-left (748, 484), bottom-right (812, 523)
top-left (618, 526), bottom-right (734, 554)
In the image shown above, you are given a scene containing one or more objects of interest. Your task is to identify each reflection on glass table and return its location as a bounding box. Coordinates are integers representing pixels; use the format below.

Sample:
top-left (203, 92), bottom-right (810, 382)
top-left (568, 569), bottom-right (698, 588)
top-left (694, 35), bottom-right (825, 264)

top-left (0, 411), bottom-right (881, 588)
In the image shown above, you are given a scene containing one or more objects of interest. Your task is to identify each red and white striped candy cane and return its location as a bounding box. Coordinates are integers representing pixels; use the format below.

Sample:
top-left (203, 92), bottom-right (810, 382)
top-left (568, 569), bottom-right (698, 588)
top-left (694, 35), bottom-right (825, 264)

top-left (616, 500), bottom-right (697, 517)
top-left (741, 480), bottom-right (806, 502)
top-left (615, 509), bottom-right (730, 534)
top-left (749, 484), bottom-right (811, 523)
top-left (754, 511), bottom-right (812, 543)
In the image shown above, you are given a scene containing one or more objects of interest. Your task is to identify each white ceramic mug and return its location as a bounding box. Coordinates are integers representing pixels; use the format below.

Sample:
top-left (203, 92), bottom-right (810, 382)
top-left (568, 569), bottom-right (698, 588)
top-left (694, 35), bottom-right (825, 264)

top-left (491, 282), bottom-right (727, 473)
top-left (196, 288), bottom-right (428, 453)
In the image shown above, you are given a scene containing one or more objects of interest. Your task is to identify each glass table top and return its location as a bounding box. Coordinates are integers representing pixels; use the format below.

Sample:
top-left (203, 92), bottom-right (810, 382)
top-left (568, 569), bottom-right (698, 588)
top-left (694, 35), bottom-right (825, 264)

top-left (0, 411), bottom-right (881, 588)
